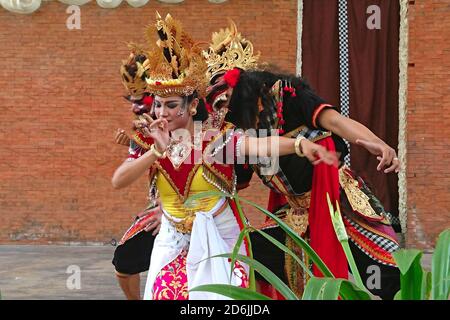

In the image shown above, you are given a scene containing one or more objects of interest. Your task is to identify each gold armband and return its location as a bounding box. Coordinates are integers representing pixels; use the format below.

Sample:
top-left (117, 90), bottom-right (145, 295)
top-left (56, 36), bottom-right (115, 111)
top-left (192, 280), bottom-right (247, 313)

top-left (294, 136), bottom-right (306, 157)
top-left (150, 144), bottom-right (166, 159)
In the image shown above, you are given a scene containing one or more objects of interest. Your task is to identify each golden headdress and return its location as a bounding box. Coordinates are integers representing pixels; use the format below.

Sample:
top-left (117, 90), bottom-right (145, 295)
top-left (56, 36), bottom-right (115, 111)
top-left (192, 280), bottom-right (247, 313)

top-left (144, 12), bottom-right (208, 98)
top-left (203, 19), bottom-right (260, 81)
top-left (120, 43), bottom-right (151, 100)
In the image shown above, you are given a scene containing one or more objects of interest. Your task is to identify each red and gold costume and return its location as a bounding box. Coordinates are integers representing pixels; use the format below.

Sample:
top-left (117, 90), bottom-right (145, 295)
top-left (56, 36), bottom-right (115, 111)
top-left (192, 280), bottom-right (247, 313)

top-left (132, 121), bottom-right (249, 300)
top-left (121, 13), bottom-right (251, 300)
top-left (203, 23), bottom-right (401, 299)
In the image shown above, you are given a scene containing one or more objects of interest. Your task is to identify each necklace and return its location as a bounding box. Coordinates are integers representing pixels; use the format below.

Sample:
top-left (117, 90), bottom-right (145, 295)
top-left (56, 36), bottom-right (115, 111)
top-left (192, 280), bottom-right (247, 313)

top-left (166, 131), bottom-right (204, 169)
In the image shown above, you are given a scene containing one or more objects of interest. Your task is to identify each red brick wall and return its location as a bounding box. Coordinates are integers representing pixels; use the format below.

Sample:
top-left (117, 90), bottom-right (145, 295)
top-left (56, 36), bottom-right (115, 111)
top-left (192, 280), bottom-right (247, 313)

top-left (406, 0), bottom-right (450, 249)
top-left (1, 1), bottom-right (449, 248)
top-left (0, 0), bottom-right (296, 243)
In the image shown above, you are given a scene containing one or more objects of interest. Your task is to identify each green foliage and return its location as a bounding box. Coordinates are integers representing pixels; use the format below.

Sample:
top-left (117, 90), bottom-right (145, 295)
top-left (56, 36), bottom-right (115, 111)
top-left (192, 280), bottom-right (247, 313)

top-left (190, 284), bottom-right (272, 300)
top-left (431, 229), bottom-right (450, 300)
top-left (302, 277), bottom-right (371, 300)
top-left (393, 229), bottom-right (450, 300)
top-left (392, 249), bottom-right (425, 300)
top-left (186, 191), bottom-right (450, 300)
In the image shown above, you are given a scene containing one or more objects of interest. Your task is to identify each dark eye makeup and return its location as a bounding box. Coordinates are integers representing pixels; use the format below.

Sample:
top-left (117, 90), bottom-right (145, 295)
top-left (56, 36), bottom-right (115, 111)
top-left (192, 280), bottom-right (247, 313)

top-left (154, 101), bottom-right (182, 109)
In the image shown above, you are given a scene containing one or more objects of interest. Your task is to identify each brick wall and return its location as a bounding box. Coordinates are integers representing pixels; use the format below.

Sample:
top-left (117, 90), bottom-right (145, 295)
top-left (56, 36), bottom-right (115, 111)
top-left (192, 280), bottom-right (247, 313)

top-left (0, 0), bottom-right (296, 243)
top-left (406, 0), bottom-right (450, 249)
top-left (1, 0), bottom-right (449, 248)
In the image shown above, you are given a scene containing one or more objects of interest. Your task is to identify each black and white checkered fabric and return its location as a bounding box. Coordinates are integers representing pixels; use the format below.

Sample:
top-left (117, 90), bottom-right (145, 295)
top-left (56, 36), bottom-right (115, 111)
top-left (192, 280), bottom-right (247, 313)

top-left (384, 212), bottom-right (401, 226)
top-left (344, 216), bottom-right (400, 266)
top-left (257, 162), bottom-right (297, 195)
top-left (291, 126), bottom-right (330, 142)
top-left (254, 126), bottom-right (330, 195)
top-left (338, 0), bottom-right (351, 167)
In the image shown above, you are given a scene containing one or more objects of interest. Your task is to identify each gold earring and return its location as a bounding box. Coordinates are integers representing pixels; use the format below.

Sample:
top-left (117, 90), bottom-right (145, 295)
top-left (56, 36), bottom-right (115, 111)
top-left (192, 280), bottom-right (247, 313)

top-left (190, 108), bottom-right (197, 116)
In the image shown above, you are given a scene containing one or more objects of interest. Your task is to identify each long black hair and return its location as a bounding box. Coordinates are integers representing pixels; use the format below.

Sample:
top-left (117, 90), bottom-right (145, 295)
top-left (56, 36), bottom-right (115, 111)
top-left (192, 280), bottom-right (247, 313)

top-left (185, 91), bottom-right (209, 122)
top-left (226, 70), bottom-right (316, 132)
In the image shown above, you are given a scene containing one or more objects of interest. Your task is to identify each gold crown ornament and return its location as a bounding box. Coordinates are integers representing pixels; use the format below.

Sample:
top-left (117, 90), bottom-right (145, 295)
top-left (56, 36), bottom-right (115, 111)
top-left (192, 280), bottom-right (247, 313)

top-left (144, 12), bottom-right (208, 98)
top-left (119, 43), bottom-right (151, 100)
top-left (203, 19), bottom-right (261, 81)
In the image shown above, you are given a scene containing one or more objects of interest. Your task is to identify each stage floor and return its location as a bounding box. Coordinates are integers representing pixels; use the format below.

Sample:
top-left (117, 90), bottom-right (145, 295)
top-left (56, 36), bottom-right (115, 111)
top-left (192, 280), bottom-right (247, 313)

top-left (0, 245), bottom-right (432, 300)
top-left (0, 245), bottom-right (145, 300)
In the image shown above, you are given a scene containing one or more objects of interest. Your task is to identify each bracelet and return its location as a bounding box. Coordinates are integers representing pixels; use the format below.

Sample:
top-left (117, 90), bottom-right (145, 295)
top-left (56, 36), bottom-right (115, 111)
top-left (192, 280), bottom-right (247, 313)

top-left (294, 136), bottom-right (306, 157)
top-left (150, 144), bottom-right (166, 159)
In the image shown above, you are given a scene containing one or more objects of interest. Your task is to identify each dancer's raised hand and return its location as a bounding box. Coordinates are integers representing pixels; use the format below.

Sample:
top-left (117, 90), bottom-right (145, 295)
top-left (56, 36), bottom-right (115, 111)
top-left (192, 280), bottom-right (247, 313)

top-left (115, 128), bottom-right (130, 146)
top-left (300, 139), bottom-right (339, 167)
top-left (147, 118), bottom-right (169, 153)
top-left (356, 139), bottom-right (400, 173)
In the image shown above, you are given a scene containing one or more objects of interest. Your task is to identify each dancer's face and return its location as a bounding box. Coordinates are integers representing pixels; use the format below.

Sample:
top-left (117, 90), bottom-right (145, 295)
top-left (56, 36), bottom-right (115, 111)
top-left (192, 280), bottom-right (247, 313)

top-left (153, 95), bottom-right (196, 131)
top-left (130, 101), bottom-right (151, 115)
top-left (207, 74), bottom-right (233, 110)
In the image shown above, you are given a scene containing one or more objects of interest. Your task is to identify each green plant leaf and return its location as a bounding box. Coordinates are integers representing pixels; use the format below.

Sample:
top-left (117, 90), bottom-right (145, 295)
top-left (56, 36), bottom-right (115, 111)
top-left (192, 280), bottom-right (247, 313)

top-left (302, 277), bottom-right (372, 300)
top-left (238, 198), bottom-right (362, 300)
top-left (393, 249), bottom-right (423, 275)
top-left (249, 227), bottom-right (313, 278)
top-left (422, 271), bottom-right (432, 300)
top-left (239, 198), bottom-right (334, 278)
top-left (328, 194), bottom-right (366, 291)
top-left (392, 249), bottom-right (424, 300)
top-left (339, 280), bottom-right (373, 300)
top-left (431, 229), bottom-right (450, 300)
top-left (229, 227), bottom-right (249, 283)
top-left (190, 284), bottom-right (272, 300)
top-left (210, 253), bottom-right (298, 300)
top-left (232, 193), bottom-right (256, 291)
top-left (302, 277), bottom-right (342, 300)
top-left (184, 190), bottom-right (230, 208)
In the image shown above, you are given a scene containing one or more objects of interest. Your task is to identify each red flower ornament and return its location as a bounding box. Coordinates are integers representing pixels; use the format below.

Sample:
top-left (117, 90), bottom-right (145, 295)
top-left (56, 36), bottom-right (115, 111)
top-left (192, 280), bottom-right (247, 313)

top-left (223, 68), bottom-right (241, 88)
top-left (142, 95), bottom-right (154, 106)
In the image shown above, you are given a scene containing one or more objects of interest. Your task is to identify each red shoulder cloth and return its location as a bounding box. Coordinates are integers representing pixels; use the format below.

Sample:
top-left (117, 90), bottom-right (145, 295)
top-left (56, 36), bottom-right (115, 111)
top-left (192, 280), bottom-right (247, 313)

top-left (309, 137), bottom-right (347, 279)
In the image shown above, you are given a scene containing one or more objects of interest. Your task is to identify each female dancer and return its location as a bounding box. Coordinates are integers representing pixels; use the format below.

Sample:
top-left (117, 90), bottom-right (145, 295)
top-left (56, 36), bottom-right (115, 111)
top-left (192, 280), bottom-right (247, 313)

top-left (112, 13), bottom-right (337, 300)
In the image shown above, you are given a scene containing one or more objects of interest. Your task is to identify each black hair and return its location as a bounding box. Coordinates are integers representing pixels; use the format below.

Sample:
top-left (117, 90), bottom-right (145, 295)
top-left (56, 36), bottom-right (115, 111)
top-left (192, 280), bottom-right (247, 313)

top-left (184, 91), bottom-right (208, 122)
top-left (226, 70), bottom-right (315, 131)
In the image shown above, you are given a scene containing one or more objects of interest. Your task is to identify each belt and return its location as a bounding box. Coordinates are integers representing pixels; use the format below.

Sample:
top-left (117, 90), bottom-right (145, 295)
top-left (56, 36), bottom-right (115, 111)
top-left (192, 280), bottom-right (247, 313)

top-left (163, 199), bottom-right (229, 234)
top-left (285, 191), bottom-right (311, 236)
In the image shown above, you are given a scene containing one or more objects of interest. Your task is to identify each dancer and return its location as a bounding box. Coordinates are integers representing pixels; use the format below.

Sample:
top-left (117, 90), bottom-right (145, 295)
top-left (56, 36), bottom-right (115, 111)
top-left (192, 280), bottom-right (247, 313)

top-left (111, 47), bottom-right (162, 300)
top-left (205, 22), bottom-right (399, 298)
top-left (212, 67), bottom-right (401, 299)
top-left (112, 13), bottom-right (338, 300)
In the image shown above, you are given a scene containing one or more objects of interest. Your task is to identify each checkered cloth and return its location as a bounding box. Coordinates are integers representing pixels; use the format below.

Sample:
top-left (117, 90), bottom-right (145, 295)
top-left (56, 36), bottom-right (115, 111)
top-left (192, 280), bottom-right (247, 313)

top-left (338, 0), bottom-right (351, 167)
top-left (344, 215), bottom-right (400, 260)
top-left (291, 126), bottom-right (330, 141)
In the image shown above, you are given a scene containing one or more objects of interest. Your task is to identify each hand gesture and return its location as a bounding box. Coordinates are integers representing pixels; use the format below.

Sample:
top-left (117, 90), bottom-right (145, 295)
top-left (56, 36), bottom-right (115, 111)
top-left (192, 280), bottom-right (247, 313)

top-left (356, 139), bottom-right (400, 173)
top-left (135, 114), bottom-right (170, 152)
top-left (301, 139), bottom-right (339, 167)
top-left (137, 206), bottom-right (163, 236)
top-left (115, 128), bottom-right (130, 146)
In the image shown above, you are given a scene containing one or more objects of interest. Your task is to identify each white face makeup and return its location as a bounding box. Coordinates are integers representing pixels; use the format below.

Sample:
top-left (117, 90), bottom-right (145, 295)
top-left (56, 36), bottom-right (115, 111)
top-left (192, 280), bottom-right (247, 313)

top-left (153, 95), bottom-right (192, 132)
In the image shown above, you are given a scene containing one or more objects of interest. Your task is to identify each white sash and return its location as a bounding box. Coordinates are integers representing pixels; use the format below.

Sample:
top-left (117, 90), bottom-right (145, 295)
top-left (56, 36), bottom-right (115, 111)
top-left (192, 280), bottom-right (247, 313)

top-left (143, 198), bottom-right (248, 300)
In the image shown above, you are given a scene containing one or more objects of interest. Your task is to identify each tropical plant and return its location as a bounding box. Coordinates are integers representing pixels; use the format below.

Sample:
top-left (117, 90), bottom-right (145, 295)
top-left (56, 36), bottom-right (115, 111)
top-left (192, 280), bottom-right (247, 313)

top-left (187, 191), bottom-right (450, 300)
top-left (392, 229), bottom-right (449, 300)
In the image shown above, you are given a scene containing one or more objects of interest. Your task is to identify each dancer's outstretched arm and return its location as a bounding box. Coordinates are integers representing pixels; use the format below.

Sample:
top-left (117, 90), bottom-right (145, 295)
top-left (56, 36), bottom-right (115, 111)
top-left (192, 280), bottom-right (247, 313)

top-left (318, 108), bottom-right (400, 173)
top-left (243, 136), bottom-right (338, 167)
